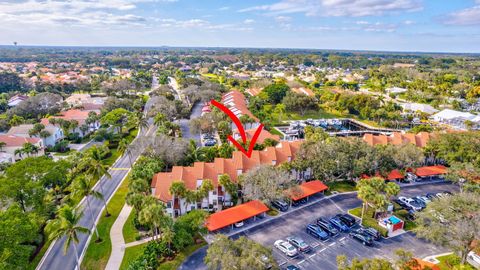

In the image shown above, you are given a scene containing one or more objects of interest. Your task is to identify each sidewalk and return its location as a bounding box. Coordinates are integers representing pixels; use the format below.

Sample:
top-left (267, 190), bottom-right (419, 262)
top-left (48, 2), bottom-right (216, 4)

top-left (105, 204), bottom-right (132, 270)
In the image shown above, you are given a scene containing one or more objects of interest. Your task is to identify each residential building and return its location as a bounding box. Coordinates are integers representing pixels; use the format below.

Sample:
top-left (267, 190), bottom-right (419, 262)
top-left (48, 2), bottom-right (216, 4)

top-left (7, 94), bottom-right (28, 107)
top-left (0, 134), bottom-right (44, 162)
top-left (363, 132), bottom-right (433, 148)
top-left (232, 128), bottom-right (280, 144)
top-left (7, 124), bottom-right (64, 147)
top-left (221, 91), bottom-right (259, 124)
top-left (151, 141), bottom-right (304, 217)
top-left (41, 109), bottom-right (100, 137)
top-left (65, 93), bottom-right (106, 110)
top-left (291, 87), bottom-right (315, 97)
top-left (400, 102), bottom-right (439, 115)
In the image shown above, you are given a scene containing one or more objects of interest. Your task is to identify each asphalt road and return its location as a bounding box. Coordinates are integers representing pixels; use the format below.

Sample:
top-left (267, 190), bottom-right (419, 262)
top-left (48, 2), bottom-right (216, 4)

top-left (180, 181), bottom-right (458, 270)
top-left (178, 101), bottom-right (202, 144)
top-left (37, 86), bottom-right (157, 270)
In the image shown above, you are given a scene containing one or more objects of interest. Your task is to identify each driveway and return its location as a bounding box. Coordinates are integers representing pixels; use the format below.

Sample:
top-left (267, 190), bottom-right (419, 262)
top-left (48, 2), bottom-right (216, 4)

top-left (177, 101), bottom-right (202, 144)
top-left (180, 181), bottom-right (458, 270)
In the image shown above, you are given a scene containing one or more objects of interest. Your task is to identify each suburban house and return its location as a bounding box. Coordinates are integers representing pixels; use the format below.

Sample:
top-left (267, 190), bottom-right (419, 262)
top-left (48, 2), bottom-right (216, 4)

top-left (0, 134), bottom-right (44, 162)
top-left (7, 94), bottom-right (28, 107)
top-left (7, 124), bottom-right (64, 147)
top-left (151, 140), bottom-right (304, 217)
top-left (363, 132), bottom-right (433, 148)
top-left (65, 93), bottom-right (106, 110)
top-left (41, 109), bottom-right (100, 138)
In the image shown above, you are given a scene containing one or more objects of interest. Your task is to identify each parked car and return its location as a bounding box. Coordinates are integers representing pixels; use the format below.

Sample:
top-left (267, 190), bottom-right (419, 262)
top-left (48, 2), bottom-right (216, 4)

top-left (287, 236), bottom-right (311, 253)
top-left (406, 172), bottom-right (417, 182)
top-left (415, 196), bottom-right (431, 205)
top-left (329, 217), bottom-right (350, 232)
top-left (274, 240), bottom-right (298, 257)
top-left (435, 192), bottom-right (447, 199)
top-left (306, 224), bottom-right (329, 240)
top-left (425, 193), bottom-right (437, 200)
top-left (286, 265), bottom-right (301, 270)
top-left (204, 139), bottom-right (217, 147)
top-left (271, 200), bottom-right (289, 212)
top-left (350, 231), bottom-right (374, 246)
top-left (234, 221), bottom-right (244, 228)
top-left (412, 197), bottom-right (426, 208)
top-left (398, 196), bottom-right (423, 211)
top-left (357, 227), bottom-right (381, 241)
top-left (336, 213), bottom-right (356, 227)
top-left (316, 217), bottom-right (339, 236)
top-left (291, 198), bottom-right (307, 207)
top-left (394, 199), bottom-right (412, 210)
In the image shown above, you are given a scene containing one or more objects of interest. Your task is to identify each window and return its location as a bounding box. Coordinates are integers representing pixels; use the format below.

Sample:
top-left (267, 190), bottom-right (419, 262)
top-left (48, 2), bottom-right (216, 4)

top-left (167, 201), bottom-right (172, 208)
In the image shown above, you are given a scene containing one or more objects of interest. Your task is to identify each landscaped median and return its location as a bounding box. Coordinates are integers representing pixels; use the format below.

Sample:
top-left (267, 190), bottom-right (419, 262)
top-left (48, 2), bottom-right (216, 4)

top-left (81, 174), bottom-right (130, 270)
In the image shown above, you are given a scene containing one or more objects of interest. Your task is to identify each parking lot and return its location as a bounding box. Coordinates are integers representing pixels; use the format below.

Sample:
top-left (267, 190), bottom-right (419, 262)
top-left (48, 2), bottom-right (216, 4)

top-left (234, 182), bottom-right (457, 270)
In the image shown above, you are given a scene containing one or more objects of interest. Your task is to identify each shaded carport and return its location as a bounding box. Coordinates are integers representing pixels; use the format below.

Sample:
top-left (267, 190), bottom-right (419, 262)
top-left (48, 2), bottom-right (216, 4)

top-left (205, 200), bottom-right (269, 232)
top-left (288, 180), bottom-right (328, 202)
top-left (415, 165), bottom-right (447, 180)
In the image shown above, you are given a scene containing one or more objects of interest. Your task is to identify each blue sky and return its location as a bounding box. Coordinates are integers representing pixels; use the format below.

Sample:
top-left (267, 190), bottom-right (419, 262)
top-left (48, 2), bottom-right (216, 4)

top-left (1, 0), bottom-right (480, 52)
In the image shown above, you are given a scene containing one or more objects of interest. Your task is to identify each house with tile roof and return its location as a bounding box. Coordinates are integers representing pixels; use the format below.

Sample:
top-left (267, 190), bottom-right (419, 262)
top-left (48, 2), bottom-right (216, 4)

top-left (7, 94), bottom-right (28, 107)
top-left (40, 109), bottom-right (100, 137)
top-left (232, 128), bottom-right (280, 145)
top-left (0, 134), bottom-right (44, 162)
top-left (151, 140), bottom-right (305, 217)
top-left (363, 132), bottom-right (433, 148)
top-left (221, 91), bottom-right (259, 123)
top-left (7, 124), bottom-right (63, 147)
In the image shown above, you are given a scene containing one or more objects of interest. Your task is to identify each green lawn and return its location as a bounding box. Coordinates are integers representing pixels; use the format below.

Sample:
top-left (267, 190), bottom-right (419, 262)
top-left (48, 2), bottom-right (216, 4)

top-left (119, 242), bottom-right (148, 270)
top-left (348, 207), bottom-right (388, 237)
top-left (436, 254), bottom-right (476, 270)
top-left (325, 181), bottom-right (357, 195)
top-left (122, 209), bottom-right (141, 243)
top-left (81, 175), bottom-right (130, 270)
top-left (157, 242), bottom-right (207, 270)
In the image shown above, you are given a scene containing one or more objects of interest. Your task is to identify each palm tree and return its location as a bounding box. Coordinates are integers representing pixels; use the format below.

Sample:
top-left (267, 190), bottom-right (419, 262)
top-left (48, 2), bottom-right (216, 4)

top-left (136, 113), bottom-right (149, 132)
top-left (14, 148), bottom-right (23, 159)
top-left (0, 141), bottom-right (6, 152)
top-left (138, 201), bottom-right (165, 240)
top-left (21, 142), bottom-right (39, 157)
top-left (200, 179), bottom-right (214, 210)
top-left (45, 205), bottom-right (90, 270)
top-left (70, 176), bottom-right (103, 241)
top-left (153, 113), bottom-right (167, 127)
top-left (169, 181), bottom-right (187, 217)
top-left (160, 216), bottom-right (175, 253)
top-left (81, 146), bottom-right (112, 216)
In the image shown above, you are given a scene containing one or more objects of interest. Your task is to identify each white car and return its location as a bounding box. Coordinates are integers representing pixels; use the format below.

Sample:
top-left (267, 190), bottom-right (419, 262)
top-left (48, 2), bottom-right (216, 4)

top-left (398, 196), bottom-right (423, 211)
top-left (234, 221), bottom-right (244, 228)
top-left (415, 196), bottom-right (431, 204)
top-left (274, 240), bottom-right (298, 257)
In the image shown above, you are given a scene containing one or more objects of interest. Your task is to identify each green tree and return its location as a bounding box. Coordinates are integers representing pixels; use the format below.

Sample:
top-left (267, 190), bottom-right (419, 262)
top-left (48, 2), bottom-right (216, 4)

top-left (101, 108), bottom-right (132, 134)
top-left (205, 235), bottom-right (278, 270)
top-left (45, 205), bottom-right (90, 270)
top-left (282, 91), bottom-right (318, 116)
top-left (263, 83), bottom-right (290, 104)
top-left (199, 179), bottom-right (214, 209)
top-left (219, 174), bottom-right (239, 205)
top-left (138, 199), bottom-right (165, 240)
top-left (415, 192), bottom-right (480, 265)
top-left (241, 165), bottom-right (293, 205)
top-left (357, 177), bottom-right (400, 219)
top-left (169, 181), bottom-right (187, 217)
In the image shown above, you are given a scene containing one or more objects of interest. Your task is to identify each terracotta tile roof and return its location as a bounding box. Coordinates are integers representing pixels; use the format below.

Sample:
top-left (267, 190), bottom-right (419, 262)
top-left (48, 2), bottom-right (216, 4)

top-left (152, 140), bottom-right (303, 202)
top-left (41, 109), bottom-right (97, 126)
top-left (233, 128), bottom-right (280, 144)
top-left (415, 165), bottom-right (447, 177)
top-left (245, 88), bottom-right (262, 96)
top-left (205, 200), bottom-right (269, 231)
top-left (363, 132), bottom-right (433, 147)
top-left (288, 180), bottom-right (328, 201)
top-left (291, 87), bottom-right (315, 97)
top-left (0, 135), bottom-right (41, 147)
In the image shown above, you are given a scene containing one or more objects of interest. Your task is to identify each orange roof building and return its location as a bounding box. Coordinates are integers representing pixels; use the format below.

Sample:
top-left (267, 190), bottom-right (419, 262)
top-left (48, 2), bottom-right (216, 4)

top-left (41, 109), bottom-right (96, 126)
top-left (410, 258), bottom-right (440, 270)
top-left (415, 165), bottom-right (447, 177)
top-left (205, 200), bottom-right (269, 231)
top-left (363, 132), bottom-right (433, 148)
top-left (151, 141), bottom-right (303, 203)
top-left (221, 91), bottom-right (259, 122)
top-left (232, 128), bottom-right (281, 145)
top-left (288, 180), bottom-right (328, 201)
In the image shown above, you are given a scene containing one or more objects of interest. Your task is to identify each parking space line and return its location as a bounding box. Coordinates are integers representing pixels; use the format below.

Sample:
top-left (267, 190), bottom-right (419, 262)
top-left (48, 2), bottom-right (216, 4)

top-left (319, 248), bottom-right (327, 253)
top-left (309, 253), bottom-right (316, 259)
top-left (311, 243), bottom-right (320, 248)
top-left (328, 242), bottom-right (336, 247)
top-left (278, 261), bottom-right (287, 266)
top-left (298, 259), bottom-right (305, 265)
top-left (339, 237), bottom-right (346, 241)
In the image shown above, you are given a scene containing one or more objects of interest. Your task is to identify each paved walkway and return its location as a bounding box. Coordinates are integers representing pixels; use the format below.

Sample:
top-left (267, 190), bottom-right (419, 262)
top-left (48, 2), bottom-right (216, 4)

top-left (105, 204), bottom-right (132, 270)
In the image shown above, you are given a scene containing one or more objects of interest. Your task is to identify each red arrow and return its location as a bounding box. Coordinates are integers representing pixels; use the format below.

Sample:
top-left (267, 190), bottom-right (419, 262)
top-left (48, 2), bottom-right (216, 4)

top-left (210, 99), bottom-right (264, 158)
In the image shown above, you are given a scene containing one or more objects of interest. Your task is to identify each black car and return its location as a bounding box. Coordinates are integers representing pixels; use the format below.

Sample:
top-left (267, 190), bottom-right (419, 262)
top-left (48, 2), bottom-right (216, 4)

top-left (412, 197), bottom-right (426, 208)
top-left (357, 227), bottom-right (381, 241)
top-left (286, 266), bottom-right (301, 270)
top-left (291, 198), bottom-right (307, 207)
top-left (306, 224), bottom-right (329, 240)
top-left (394, 199), bottom-right (412, 210)
top-left (336, 214), bottom-right (356, 227)
top-left (271, 200), bottom-right (289, 212)
top-left (425, 193), bottom-right (437, 200)
top-left (316, 217), bottom-right (339, 236)
top-left (350, 231), bottom-right (373, 246)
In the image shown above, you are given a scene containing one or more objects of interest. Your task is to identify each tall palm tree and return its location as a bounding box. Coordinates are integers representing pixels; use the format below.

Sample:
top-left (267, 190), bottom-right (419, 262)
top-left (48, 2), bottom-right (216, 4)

top-left (14, 148), bottom-right (23, 159)
top-left (169, 181), bottom-right (187, 217)
top-left (70, 176), bottom-right (103, 241)
top-left (153, 113), bottom-right (167, 127)
top-left (45, 205), bottom-right (90, 270)
top-left (136, 113), bottom-right (149, 132)
top-left (160, 216), bottom-right (175, 253)
top-left (0, 141), bottom-right (6, 152)
top-left (200, 179), bottom-right (214, 210)
top-left (138, 201), bottom-right (165, 240)
top-left (81, 146), bottom-right (112, 216)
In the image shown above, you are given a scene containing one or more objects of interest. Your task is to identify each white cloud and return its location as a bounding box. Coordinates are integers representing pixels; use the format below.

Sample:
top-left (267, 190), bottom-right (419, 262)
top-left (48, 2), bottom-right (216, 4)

top-left (444, 5), bottom-right (480, 26)
top-left (274, 15), bottom-right (292, 22)
top-left (403, 20), bottom-right (415, 25)
top-left (240, 0), bottom-right (422, 17)
top-left (218, 6), bottom-right (230, 11)
top-left (243, 19), bottom-right (255, 24)
top-left (154, 18), bottom-right (253, 32)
